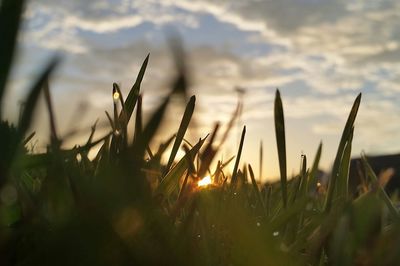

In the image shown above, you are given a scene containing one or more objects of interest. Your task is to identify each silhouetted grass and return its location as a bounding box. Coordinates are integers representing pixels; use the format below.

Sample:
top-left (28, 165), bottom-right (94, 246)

top-left (1, 1), bottom-right (400, 265)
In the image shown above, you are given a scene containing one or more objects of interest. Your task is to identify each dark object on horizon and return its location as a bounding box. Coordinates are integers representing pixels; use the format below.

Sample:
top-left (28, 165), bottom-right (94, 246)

top-left (349, 153), bottom-right (400, 196)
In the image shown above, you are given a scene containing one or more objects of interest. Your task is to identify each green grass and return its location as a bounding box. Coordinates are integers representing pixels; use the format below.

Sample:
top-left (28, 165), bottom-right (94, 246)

top-left (1, 1), bottom-right (400, 265)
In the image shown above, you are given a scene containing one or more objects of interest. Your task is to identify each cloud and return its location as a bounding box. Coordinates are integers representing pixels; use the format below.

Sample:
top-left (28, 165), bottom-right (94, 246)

top-left (7, 0), bottom-right (400, 178)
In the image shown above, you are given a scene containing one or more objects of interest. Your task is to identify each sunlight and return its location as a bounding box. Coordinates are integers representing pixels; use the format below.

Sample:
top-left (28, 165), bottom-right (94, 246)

top-left (198, 175), bottom-right (212, 187)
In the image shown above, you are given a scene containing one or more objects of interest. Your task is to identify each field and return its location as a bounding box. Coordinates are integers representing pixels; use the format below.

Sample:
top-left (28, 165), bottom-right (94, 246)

top-left (2, 1), bottom-right (400, 265)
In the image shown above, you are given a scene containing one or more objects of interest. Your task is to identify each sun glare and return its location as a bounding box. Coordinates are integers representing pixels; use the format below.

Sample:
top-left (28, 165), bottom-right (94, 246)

top-left (198, 175), bottom-right (212, 187)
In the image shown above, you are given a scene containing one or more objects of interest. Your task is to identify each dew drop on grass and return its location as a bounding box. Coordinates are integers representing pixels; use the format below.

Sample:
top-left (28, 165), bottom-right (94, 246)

top-left (113, 91), bottom-right (120, 101)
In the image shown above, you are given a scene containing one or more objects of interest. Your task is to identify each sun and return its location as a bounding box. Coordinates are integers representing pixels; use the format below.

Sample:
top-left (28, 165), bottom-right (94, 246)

top-left (198, 175), bottom-right (212, 187)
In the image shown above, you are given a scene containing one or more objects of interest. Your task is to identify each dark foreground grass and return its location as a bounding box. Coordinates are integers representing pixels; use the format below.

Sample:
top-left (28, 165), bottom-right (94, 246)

top-left (1, 1), bottom-right (400, 265)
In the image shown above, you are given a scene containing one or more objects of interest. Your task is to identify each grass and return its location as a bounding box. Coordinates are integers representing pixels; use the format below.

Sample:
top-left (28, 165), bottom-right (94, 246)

top-left (2, 0), bottom-right (400, 265)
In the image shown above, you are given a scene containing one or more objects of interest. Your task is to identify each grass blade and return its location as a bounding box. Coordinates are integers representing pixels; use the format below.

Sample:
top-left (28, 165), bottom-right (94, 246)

top-left (307, 142), bottom-right (322, 194)
top-left (274, 89), bottom-right (287, 208)
top-left (299, 155), bottom-right (307, 198)
top-left (248, 164), bottom-right (266, 215)
top-left (156, 137), bottom-right (206, 197)
top-left (133, 94), bottom-right (143, 143)
top-left (198, 123), bottom-right (219, 178)
top-left (336, 128), bottom-right (353, 199)
top-left (0, 0), bottom-right (24, 110)
top-left (230, 126), bottom-right (246, 188)
top-left (324, 93), bottom-right (361, 212)
top-left (121, 54), bottom-right (149, 123)
top-left (132, 96), bottom-right (169, 157)
top-left (165, 95), bottom-right (195, 175)
top-left (18, 57), bottom-right (59, 138)
top-left (43, 80), bottom-right (59, 146)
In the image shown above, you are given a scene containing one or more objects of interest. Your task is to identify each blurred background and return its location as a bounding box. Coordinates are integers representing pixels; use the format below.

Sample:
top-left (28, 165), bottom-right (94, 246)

top-left (3, 0), bottom-right (400, 181)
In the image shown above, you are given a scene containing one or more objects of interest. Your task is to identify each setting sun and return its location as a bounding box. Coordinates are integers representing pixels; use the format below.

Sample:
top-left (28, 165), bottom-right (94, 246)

top-left (198, 176), bottom-right (212, 187)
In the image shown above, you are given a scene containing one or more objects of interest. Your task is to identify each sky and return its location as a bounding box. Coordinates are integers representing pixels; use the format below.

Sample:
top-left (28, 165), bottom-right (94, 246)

top-left (4, 0), bottom-right (400, 181)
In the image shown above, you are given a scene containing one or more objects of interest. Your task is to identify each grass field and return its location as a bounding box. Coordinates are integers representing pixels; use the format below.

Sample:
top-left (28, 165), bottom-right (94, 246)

top-left (2, 1), bottom-right (400, 265)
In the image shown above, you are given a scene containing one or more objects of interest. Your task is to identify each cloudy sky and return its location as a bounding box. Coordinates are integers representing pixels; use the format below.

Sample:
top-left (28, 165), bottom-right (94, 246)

top-left (4, 0), bottom-right (400, 180)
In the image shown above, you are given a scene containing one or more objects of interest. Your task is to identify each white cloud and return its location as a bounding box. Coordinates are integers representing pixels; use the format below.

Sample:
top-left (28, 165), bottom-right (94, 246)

top-left (7, 0), bottom-right (400, 178)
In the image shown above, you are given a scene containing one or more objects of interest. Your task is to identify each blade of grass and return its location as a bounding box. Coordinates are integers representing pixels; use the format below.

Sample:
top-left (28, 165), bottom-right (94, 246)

top-left (299, 155), bottom-right (307, 197)
top-left (113, 83), bottom-right (125, 111)
top-left (230, 126), bottom-right (246, 189)
top-left (18, 57), bottom-right (59, 139)
top-left (151, 134), bottom-right (176, 163)
top-left (113, 83), bottom-right (127, 146)
top-left (121, 54), bottom-right (149, 123)
top-left (0, 0), bottom-right (24, 110)
top-left (324, 93), bottom-right (361, 212)
top-left (156, 137), bottom-right (206, 197)
top-left (132, 96), bottom-right (170, 158)
top-left (248, 164), bottom-right (266, 216)
top-left (22, 132), bottom-right (35, 146)
top-left (105, 111), bottom-right (115, 131)
top-left (306, 142), bottom-right (322, 194)
top-left (133, 94), bottom-right (143, 143)
top-left (43, 79), bottom-right (59, 146)
top-left (198, 123), bottom-right (219, 178)
top-left (336, 128), bottom-right (353, 199)
top-left (274, 89), bottom-right (287, 208)
top-left (164, 95), bottom-right (195, 175)
top-left (85, 119), bottom-right (99, 147)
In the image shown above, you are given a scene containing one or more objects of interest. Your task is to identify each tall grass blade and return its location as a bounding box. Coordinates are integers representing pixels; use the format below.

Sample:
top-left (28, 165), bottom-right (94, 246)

top-left (43, 80), bottom-right (59, 146)
top-left (324, 93), bottom-right (361, 212)
top-left (133, 94), bottom-right (143, 142)
top-left (18, 57), bottom-right (59, 139)
top-left (122, 54), bottom-right (149, 123)
top-left (336, 128), bottom-right (353, 199)
top-left (165, 95), bottom-right (195, 174)
top-left (248, 164), bottom-right (266, 215)
top-left (274, 89), bottom-right (287, 208)
top-left (299, 155), bottom-right (307, 197)
top-left (157, 137), bottom-right (206, 197)
top-left (132, 96), bottom-right (169, 157)
top-left (198, 123), bottom-right (219, 178)
top-left (113, 83), bottom-right (128, 144)
top-left (230, 126), bottom-right (246, 188)
top-left (105, 111), bottom-right (115, 131)
top-left (0, 0), bottom-right (24, 110)
top-left (85, 119), bottom-right (99, 147)
top-left (307, 142), bottom-right (322, 194)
